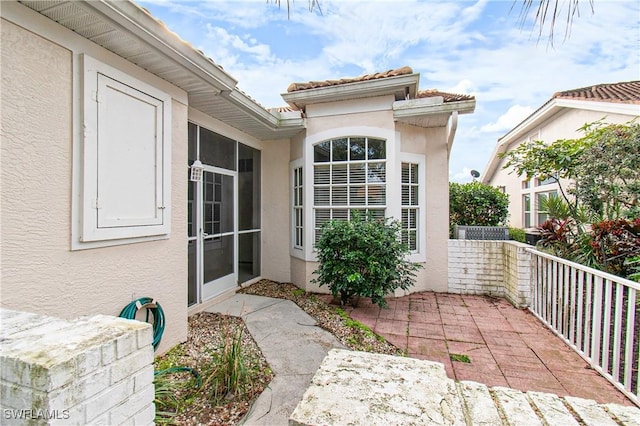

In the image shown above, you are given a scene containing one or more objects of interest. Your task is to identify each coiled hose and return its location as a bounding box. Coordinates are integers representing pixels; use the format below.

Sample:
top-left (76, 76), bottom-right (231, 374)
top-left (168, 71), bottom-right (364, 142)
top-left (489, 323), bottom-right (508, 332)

top-left (119, 297), bottom-right (165, 351)
top-left (154, 366), bottom-right (201, 388)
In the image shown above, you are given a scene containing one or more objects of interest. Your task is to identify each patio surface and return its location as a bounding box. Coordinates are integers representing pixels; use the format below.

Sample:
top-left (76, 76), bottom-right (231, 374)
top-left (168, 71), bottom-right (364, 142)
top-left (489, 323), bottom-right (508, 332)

top-left (319, 291), bottom-right (636, 407)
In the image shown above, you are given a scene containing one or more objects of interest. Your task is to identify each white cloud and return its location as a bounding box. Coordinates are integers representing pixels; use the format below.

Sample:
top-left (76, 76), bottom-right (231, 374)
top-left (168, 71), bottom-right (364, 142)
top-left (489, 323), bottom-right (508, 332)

top-left (481, 105), bottom-right (534, 133)
top-left (138, 0), bottom-right (639, 178)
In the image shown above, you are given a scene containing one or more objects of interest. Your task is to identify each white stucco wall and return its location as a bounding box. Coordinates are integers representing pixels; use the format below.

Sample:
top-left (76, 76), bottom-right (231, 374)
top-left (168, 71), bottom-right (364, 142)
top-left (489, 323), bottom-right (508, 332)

top-left (261, 139), bottom-right (292, 283)
top-left (399, 123), bottom-right (451, 293)
top-left (288, 95), bottom-right (454, 294)
top-left (488, 108), bottom-right (637, 229)
top-left (1, 17), bottom-right (187, 354)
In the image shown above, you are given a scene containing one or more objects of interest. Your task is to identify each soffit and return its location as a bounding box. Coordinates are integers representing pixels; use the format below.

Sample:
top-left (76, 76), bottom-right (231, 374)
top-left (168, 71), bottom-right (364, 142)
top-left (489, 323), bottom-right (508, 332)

top-left (18, 0), bottom-right (304, 140)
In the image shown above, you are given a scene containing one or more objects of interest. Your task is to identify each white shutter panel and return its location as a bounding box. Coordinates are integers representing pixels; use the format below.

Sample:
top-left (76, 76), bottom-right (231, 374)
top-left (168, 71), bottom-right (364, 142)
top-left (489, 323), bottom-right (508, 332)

top-left (97, 73), bottom-right (164, 228)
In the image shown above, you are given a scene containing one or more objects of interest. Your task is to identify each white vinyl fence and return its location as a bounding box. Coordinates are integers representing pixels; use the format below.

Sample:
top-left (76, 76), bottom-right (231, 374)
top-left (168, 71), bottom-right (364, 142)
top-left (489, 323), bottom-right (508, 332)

top-left (528, 248), bottom-right (639, 405)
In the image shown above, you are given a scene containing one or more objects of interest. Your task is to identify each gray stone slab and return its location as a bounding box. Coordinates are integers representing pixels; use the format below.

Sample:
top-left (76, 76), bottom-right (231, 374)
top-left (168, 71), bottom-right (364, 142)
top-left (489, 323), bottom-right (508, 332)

top-left (242, 300), bottom-right (345, 375)
top-left (208, 294), bottom-right (345, 426)
top-left (527, 392), bottom-right (579, 426)
top-left (241, 374), bottom-right (313, 426)
top-left (492, 387), bottom-right (543, 426)
top-left (565, 396), bottom-right (619, 426)
top-left (457, 381), bottom-right (502, 426)
top-left (290, 349), bottom-right (466, 426)
top-left (206, 294), bottom-right (284, 317)
top-left (604, 403), bottom-right (640, 426)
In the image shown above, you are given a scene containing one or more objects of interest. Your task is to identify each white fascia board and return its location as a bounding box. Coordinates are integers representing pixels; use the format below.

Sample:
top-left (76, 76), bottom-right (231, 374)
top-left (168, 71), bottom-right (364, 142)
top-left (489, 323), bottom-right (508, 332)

top-left (84, 0), bottom-right (238, 91)
top-left (554, 98), bottom-right (640, 115)
top-left (281, 74), bottom-right (420, 108)
top-left (225, 90), bottom-right (305, 133)
top-left (480, 143), bottom-right (509, 184)
top-left (393, 98), bottom-right (476, 119)
top-left (224, 90), bottom-right (279, 126)
top-left (498, 98), bottom-right (639, 147)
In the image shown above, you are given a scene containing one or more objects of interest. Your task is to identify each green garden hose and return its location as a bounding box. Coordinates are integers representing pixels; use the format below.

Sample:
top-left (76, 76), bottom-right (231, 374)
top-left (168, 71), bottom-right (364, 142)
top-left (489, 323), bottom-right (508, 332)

top-left (154, 366), bottom-right (202, 388)
top-left (119, 297), bottom-right (165, 351)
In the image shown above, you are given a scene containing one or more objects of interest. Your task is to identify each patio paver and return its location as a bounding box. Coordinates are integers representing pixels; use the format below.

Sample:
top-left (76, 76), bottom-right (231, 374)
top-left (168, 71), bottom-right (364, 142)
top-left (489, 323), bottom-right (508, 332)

top-left (321, 292), bottom-right (636, 407)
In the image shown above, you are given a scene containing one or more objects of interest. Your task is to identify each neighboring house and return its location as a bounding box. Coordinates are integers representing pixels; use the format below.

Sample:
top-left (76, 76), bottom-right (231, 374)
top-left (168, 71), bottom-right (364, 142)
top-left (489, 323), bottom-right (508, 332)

top-left (481, 81), bottom-right (640, 230)
top-left (1, 0), bottom-right (474, 352)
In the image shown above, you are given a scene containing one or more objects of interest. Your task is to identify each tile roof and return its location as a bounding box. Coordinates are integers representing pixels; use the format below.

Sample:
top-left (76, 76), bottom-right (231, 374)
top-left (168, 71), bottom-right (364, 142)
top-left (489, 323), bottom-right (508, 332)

top-left (553, 81), bottom-right (640, 104)
top-left (287, 66), bottom-right (414, 92)
top-left (417, 89), bottom-right (475, 103)
top-left (286, 66), bottom-right (474, 104)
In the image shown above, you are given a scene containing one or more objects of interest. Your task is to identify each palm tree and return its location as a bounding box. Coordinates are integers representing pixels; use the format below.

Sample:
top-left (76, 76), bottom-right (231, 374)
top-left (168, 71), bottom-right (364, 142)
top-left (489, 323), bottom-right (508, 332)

top-left (272, 0), bottom-right (594, 45)
top-left (514, 0), bottom-right (595, 44)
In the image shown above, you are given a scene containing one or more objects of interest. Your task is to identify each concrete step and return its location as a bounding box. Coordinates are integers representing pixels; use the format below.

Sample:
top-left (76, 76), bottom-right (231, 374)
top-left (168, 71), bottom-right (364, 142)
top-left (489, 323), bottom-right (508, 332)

top-left (290, 349), bottom-right (640, 426)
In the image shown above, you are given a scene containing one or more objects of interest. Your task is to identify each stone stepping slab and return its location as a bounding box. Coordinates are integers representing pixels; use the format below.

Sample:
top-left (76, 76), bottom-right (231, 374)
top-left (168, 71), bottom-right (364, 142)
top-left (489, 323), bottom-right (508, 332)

top-left (290, 349), bottom-right (640, 426)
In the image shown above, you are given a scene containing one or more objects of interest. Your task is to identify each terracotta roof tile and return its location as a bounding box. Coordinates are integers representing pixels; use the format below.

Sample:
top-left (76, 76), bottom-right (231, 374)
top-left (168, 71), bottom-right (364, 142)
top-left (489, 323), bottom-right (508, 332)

top-left (417, 89), bottom-right (475, 103)
top-left (271, 106), bottom-right (297, 113)
top-left (287, 66), bottom-right (414, 92)
top-left (553, 81), bottom-right (640, 104)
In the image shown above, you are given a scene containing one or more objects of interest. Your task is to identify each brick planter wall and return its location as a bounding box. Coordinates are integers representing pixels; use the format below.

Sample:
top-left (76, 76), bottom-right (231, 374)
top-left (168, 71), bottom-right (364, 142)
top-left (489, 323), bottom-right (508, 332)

top-left (448, 240), bottom-right (532, 307)
top-left (0, 309), bottom-right (154, 425)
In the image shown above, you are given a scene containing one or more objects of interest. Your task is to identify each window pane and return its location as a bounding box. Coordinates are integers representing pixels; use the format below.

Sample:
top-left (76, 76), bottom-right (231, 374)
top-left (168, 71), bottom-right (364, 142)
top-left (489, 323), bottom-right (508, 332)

top-left (314, 141), bottom-right (331, 162)
top-left (368, 163), bottom-right (386, 183)
top-left (188, 171), bottom-right (196, 237)
top-left (350, 137), bottom-right (366, 160)
top-left (314, 187), bottom-right (330, 205)
top-left (333, 209), bottom-right (348, 221)
top-left (188, 122), bottom-right (197, 165)
top-left (199, 127), bottom-right (236, 170)
top-left (409, 209), bottom-right (417, 228)
top-left (238, 143), bottom-right (261, 231)
top-left (368, 209), bottom-right (385, 220)
top-left (314, 165), bottom-right (330, 184)
top-left (402, 186), bottom-right (410, 205)
top-left (402, 163), bottom-right (410, 184)
top-left (332, 138), bottom-right (348, 161)
top-left (333, 164), bottom-right (348, 184)
top-left (332, 186), bottom-right (348, 205)
top-left (368, 138), bottom-right (386, 159)
top-left (203, 235), bottom-right (234, 283)
top-left (411, 186), bottom-right (418, 205)
top-left (188, 240), bottom-right (197, 306)
top-left (350, 186), bottom-right (366, 205)
top-left (349, 163), bottom-right (366, 184)
top-left (368, 185), bottom-right (386, 205)
top-left (411, 164), bottom-right (418, 183)
top-left (238, 232), bottom-right (260, 283)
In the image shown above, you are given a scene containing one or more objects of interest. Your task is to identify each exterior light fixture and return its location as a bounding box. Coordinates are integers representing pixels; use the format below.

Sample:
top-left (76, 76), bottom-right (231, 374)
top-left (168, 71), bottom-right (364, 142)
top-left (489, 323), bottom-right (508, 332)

top-left (190, 160), bottom-right (203, 182)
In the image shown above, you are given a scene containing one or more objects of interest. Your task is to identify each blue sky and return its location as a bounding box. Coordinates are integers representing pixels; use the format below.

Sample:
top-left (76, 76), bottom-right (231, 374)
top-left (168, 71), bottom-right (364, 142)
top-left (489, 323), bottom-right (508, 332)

top-left (138, 0), bottom-right (640, 182)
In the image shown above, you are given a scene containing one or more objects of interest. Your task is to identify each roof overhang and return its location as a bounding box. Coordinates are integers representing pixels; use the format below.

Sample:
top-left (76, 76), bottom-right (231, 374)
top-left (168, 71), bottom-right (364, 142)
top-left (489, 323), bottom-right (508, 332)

top-left (480, 98), bottom-right (640, 183)
top-left (16, 0), bottom-right (304, 140)
top-left (282, 73), bottom-right (420, 111)
top-left (393, 96), bottom-right (476, 128)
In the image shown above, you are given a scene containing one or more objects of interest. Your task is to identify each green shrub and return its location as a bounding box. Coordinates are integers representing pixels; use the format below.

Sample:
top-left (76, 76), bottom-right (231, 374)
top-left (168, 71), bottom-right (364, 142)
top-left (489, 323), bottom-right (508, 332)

top-left (508, 227), bottom-right (526, 243)
top-left (313, 213), bottom-right (421, 307)
top-left (449, 182), bottom-right (509, 236)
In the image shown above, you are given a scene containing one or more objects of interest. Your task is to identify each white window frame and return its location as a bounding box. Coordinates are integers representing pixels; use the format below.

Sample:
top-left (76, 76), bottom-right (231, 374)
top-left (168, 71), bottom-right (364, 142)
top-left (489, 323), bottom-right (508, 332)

top-left (77, 54), bottom-right (171, 246)
top-left (399, 153), bottom-right (426, 262)
top-left (302, 127), bottom-right (396, 261)
top-left (312, 136), bottom-right (388, 247)
top-left (290, 159), bottom-right (304, 258)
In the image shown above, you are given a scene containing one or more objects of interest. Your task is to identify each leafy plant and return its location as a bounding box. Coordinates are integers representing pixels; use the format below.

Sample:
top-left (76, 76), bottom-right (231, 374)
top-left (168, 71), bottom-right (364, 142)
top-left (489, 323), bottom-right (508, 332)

top-left (508, 227), bottom-right (526, 243)
top-left (313, 213), bottom-right (421, 307)
top-left (450, 353), bottom-right (471, 363)
top-left (624, 256), bottom-right (640, 282)
top-left (501, 120), bottom-right (640, 222)
top-left (449, 181), bottom-right (509, 236)
top-left (590, 218), bottom-right (640, 277)
top-left (201, 328), bottom-right (252, 402)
